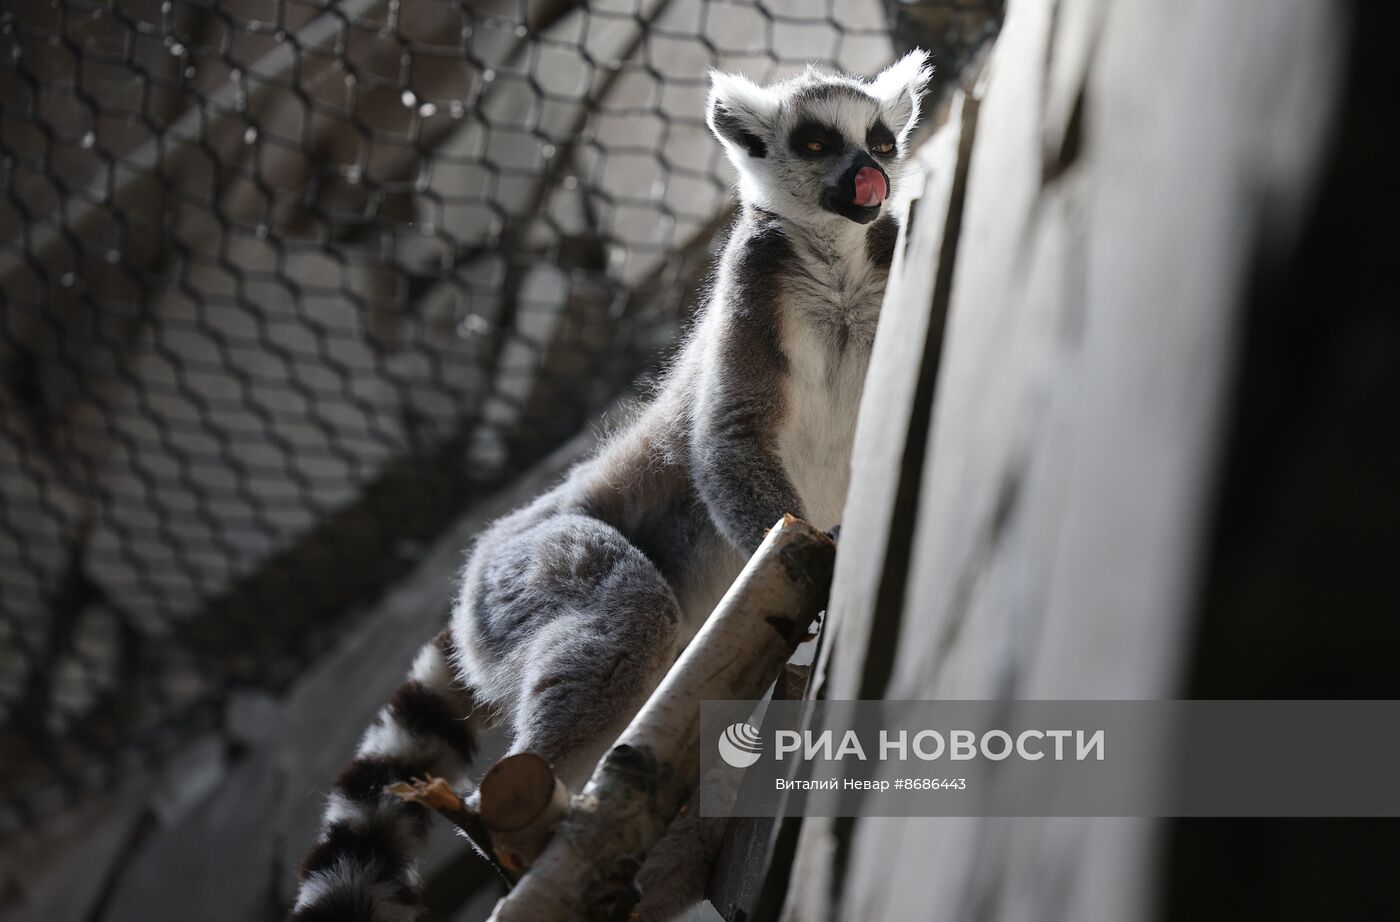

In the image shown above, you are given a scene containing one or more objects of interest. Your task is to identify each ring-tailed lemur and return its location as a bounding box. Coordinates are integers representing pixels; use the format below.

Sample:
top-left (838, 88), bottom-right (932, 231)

top-left (288, 50), bottom-right (930, 922)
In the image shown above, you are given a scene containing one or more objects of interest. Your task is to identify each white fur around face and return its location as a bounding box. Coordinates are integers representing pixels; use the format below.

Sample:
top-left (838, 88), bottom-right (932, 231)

top-left (706, 50), bottom-right (933, 232)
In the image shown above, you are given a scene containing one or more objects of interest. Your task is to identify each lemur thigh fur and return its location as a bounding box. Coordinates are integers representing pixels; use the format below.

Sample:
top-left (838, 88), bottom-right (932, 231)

top-left (288, 50), bottom-right (930, 922)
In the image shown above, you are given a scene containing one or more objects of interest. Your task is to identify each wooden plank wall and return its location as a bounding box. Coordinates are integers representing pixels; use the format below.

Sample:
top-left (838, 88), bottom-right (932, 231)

top-left (776, 1), bottom-right (1351, 920)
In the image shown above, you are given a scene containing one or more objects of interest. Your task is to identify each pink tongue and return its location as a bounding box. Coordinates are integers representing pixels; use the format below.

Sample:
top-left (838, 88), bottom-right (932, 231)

top-left (853, 166), bottom-right (887, 206)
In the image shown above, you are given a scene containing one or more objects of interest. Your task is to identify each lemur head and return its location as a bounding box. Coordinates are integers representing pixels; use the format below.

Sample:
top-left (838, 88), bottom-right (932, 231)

top-left (706, 50), bottom-right (932, 226)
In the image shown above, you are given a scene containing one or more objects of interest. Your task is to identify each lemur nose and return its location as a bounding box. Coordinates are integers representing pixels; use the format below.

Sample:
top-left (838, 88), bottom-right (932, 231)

top-left (853, 166), bottom-right (887, 206)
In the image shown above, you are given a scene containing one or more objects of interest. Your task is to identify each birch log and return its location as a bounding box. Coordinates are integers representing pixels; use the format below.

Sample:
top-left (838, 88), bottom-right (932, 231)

top-left (487, 515), bottom-right (836, 922)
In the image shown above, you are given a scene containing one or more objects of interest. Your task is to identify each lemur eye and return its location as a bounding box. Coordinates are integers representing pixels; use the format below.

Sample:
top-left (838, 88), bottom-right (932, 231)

top-left (871, 141), bottom-right (895, 155)
top-left (804, 140), bottom-right (826, 153)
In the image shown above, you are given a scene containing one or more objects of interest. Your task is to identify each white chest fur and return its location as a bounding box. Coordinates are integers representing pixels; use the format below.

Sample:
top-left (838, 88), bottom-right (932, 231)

top-left (775, 245), bottom-right (885, 532)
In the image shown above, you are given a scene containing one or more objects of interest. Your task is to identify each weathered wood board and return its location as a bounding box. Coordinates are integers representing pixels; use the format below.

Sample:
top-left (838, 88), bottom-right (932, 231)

top-left (780, 1), bottom-right (1349, 920)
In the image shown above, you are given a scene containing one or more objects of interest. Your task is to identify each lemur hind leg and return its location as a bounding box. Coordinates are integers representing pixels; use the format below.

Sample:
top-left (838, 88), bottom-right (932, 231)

top-left (633, 801), bottom-right (729, 922)
top-left (467, 512), bottom-right (683, 789)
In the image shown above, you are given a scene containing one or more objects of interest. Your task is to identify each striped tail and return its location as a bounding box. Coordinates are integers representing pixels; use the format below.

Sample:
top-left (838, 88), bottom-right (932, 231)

top-left (288, 631), bottom-right (479, 922)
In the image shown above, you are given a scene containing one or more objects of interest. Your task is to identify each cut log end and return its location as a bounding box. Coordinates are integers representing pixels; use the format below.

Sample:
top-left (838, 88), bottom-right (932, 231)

top-left (479, 752), bottom-right (559, 832)
top-left (479, 752), bottom-right (571, 874)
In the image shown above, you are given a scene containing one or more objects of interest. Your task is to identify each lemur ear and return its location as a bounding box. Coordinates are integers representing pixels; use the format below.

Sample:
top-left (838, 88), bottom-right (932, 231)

top-left (869, 49), bottom-right (933, 142)
top-left (707, 70), bottom-right (779, 160)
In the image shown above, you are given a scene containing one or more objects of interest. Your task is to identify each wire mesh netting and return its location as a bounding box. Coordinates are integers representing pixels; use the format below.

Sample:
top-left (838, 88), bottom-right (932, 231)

top-left (0, 0), bottom-right (1000, 833)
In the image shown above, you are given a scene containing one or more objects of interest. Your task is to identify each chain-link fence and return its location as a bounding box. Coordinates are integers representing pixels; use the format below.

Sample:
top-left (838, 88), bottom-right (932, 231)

top-left (0, 0), bottom-right (1000, 835)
